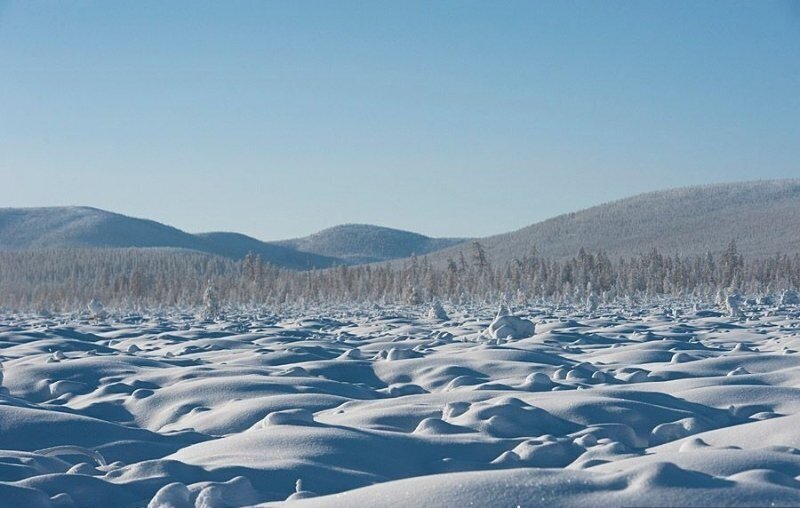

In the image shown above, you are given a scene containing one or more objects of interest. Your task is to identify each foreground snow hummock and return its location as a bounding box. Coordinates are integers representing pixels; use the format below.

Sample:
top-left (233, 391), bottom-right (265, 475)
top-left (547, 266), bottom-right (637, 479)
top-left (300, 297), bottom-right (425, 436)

top-left (0, 301), bottom-right (799, 507)
top-left (484, 304), bottom-right (535, 339)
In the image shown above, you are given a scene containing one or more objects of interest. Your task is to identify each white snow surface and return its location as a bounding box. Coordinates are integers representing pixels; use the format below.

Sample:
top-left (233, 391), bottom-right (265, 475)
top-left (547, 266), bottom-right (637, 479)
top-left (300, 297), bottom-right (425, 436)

top-left (0, 301), bottom-right (800, 507)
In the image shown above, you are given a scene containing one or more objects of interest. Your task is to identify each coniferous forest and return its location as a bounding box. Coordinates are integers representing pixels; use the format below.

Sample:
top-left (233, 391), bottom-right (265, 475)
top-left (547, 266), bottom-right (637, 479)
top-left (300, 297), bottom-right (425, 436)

top-left (1, 241), bottom-right (797, 311)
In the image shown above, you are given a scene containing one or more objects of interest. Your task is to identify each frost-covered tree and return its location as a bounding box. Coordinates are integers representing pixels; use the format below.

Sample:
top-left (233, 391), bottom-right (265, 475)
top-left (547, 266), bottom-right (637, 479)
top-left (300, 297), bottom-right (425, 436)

top-left (471, 241), bottom-right (490, 275)
top-left (2, 241), bottom-right (800, 310)
top-left (202, 281), bottom-right (221, 319)
top-left (586, 292), bottom-right (598, 312)
top-left (725, 293), bottom-right (743, 317)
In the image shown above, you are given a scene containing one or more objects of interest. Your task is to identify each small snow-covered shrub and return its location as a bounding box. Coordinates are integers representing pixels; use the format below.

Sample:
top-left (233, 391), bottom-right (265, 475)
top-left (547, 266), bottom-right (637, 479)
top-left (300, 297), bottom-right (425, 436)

top-left (427, 300), bottom-right (449, 320)
top-left (88, 298), bottom-right (107, 319)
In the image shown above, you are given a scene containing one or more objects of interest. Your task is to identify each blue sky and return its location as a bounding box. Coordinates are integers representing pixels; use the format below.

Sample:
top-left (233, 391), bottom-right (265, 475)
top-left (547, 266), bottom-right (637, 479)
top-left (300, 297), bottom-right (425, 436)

top-left (1, 1), bottom-right (798, 240)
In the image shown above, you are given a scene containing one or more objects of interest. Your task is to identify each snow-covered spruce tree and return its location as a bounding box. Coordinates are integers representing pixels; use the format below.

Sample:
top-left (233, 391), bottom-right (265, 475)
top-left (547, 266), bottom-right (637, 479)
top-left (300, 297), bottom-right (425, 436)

top-left (514, 287), bottom-right (529, 307)
top-left (405, 284), bottom-right (423, 305)
top-left (715, 287), bottom-right (727, 309)
top-left (725, 292), bottom-right (743, 317)
top-left (202, 280), bottom-right (221, 319)
top-left (586, 291), bottom-right (599, 312)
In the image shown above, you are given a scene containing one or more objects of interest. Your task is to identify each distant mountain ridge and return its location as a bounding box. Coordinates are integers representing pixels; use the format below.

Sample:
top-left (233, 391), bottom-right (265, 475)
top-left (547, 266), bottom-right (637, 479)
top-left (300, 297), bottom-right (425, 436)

top-left (276, 224), bottom-right (465, 264)
top-left (3, 179), bottom-right (798, 271)
top-left (0, 207), bottom-right (464, 269)
top-left (413, 179), bottom-right (800, 267)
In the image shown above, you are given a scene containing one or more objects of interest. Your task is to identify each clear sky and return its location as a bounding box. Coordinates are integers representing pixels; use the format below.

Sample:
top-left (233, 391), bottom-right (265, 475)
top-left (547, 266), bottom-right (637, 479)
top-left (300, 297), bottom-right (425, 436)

top-left (1, 1), bottom-right (798, 240)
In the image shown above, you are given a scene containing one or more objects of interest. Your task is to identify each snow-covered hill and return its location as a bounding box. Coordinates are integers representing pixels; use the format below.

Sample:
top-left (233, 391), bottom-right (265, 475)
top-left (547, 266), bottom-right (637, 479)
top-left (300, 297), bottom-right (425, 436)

top-left (416, 179), bottom-right (800, 266)
top-left (4, 179), bottom-right (800, 272)
top-left (0, 207), bottom-right (197, 250)
top-left (0, 208), bottom-right (464, 270)
top-left (277, 224), bottom-right (465, 264)
top-left (0, 207), bottom-right (338, 270)
top-left (196, 232), bottom-right (338, 270)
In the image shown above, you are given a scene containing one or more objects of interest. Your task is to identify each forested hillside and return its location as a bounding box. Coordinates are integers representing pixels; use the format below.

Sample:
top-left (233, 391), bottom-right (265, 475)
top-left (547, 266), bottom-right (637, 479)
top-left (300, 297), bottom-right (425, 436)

top-left (417, 179), bottom-right (800, 267)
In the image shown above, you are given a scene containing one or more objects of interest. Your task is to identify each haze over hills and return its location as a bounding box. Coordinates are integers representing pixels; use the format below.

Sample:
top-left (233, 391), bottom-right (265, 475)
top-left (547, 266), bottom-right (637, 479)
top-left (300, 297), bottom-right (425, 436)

top-left (413, 179), bottom-right (800, 267)
top-left (276, 224), bottom-right (465, 264)
top-left (0, 207), bottom-right (464, 270)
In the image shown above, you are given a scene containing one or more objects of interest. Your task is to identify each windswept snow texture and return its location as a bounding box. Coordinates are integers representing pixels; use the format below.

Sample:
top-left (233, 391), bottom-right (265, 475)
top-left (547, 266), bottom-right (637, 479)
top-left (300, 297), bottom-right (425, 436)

top-left (1, 302), bottom-right (800, 507)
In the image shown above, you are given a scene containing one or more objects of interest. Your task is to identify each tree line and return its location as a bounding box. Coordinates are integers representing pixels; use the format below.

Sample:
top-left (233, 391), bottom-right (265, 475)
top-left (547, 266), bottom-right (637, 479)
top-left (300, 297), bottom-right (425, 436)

top-left (0, 241), bottom-right (798, 312)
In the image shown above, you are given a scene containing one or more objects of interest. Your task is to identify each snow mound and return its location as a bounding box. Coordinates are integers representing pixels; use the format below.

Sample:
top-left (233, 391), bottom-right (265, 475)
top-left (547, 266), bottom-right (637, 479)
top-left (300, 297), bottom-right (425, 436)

top-left (484, 306), bottom-right (535, 340)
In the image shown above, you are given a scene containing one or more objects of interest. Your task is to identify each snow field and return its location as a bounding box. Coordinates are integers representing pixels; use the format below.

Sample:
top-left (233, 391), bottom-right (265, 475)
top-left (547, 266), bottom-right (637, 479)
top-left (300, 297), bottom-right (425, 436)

top-left (0, 301), bottom-right (798, 506)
